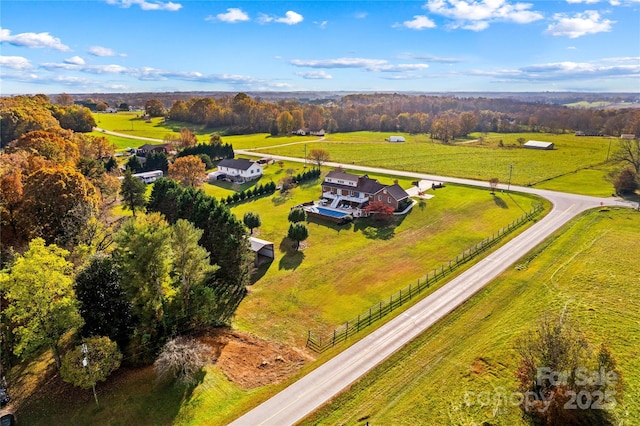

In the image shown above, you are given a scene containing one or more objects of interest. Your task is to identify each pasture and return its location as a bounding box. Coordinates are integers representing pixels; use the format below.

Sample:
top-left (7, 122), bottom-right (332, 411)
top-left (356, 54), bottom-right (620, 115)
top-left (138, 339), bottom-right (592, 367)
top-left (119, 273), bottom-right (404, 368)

top-left (253, 131), bottom-right (616, 196)
top-left (302, 207), bottom-right (640, 425)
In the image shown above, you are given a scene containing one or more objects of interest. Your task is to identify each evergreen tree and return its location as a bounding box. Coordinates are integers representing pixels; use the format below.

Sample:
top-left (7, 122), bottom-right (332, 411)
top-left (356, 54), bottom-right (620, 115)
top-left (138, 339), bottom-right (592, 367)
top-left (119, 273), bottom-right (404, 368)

top-left (120, 169), bottom-right (146, 217)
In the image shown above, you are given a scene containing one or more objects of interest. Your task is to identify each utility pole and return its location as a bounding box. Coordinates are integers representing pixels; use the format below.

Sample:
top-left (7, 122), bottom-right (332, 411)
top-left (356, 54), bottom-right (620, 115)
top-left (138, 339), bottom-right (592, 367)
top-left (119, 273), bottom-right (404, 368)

top-left (606, 138), bottom-right (612, 161)
top-left (508, 163), bottom-right (513, 192)
top-left (82, 343), bottom-right (99, 407)
top-left (304, 143), bottom-right (307, 168)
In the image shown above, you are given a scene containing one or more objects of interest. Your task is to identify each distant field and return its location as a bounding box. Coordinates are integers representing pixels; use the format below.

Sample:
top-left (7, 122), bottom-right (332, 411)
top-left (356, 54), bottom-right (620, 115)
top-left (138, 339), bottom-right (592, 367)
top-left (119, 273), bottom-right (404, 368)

top-left (254, 131), bottom-right (617, 196)
top-left (303, 207), bottom-right (640, 425)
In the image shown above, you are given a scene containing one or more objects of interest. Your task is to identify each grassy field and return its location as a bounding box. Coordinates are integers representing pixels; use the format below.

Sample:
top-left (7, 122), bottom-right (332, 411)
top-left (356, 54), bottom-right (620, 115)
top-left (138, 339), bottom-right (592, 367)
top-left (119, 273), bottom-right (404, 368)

top-left (302, 207), bottom-right (640, 425)
top-left (252, 131), bottom-right (616, 195)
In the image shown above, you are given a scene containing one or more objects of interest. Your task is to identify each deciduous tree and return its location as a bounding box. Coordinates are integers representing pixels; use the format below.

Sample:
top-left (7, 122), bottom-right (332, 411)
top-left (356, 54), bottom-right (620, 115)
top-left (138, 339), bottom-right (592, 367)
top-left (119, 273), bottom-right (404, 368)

top-left (60, 336), bottom-right (122, 406)
top-left (515, 313), bottom-right (622, 425)
top-left (145, 99), bottom-right (167, 117)
top-left (277, 111), bottom-right (294, 135)
top-left (169, 155), bottom-right (206, 187)
top-left (0, 238), bottom-right (82, 368)
top-left (114, 213), bottom-right (173, 361)
top-left (613, 139), bottom-right (640, 175)
top-left (154, 337), bottom-right (209, 386)
top-left (171, 219), bottom-right (218, 319)
top-left (19, 166), bottom-right (100, 244)
top-left (308, 148), bottom-right (330, 168)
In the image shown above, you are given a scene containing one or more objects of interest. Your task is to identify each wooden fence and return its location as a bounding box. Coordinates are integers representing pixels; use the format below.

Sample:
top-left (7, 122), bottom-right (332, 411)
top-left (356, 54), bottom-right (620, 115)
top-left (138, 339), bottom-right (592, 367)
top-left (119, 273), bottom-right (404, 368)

top-left (306, 203), bottom-right (544, 353)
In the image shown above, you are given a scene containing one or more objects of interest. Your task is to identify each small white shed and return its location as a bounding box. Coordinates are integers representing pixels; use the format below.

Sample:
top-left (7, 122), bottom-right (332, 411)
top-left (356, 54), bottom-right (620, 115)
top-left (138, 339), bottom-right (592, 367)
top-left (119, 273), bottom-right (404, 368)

top-left (524, 140), bottom-right (554, 150)
top-left (387, 136), bottom-right (406, 143)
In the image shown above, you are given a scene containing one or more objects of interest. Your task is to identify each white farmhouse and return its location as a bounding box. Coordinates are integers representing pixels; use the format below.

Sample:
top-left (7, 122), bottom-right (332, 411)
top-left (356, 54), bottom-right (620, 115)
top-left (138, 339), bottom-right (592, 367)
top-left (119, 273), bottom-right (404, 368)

top-left (217, 158), bottom-right (263, 183)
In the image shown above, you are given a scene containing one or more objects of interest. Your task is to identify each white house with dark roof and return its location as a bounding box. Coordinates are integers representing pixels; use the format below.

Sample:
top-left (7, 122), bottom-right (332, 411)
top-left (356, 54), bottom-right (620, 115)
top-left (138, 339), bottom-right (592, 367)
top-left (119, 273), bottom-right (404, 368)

top-left (321, 169), bottom-right (409, 211)
top-left (217, 158), bottom-right (263, 183)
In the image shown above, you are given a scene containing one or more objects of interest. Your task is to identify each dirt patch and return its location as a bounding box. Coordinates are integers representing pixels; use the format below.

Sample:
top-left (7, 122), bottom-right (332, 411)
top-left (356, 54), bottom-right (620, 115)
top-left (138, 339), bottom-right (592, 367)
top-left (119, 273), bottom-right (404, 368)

top-left (470, 357), bottom-right (490, 376)
top-left (198, 328), bottom-right (315, 389)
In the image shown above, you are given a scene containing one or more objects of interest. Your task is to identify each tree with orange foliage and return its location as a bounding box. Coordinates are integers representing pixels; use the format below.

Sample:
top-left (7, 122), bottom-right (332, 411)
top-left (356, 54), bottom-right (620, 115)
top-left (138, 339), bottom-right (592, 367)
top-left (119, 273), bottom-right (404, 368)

top-left (176, 128), bottom-right (197, 149)
top-left (169, 155), bottom-right (205, 187)
top-left (9, 130), bottom-right (79, 165)
top-left (18, 166), bottom-right (100, 244)
top-left (76, 134), bottom-right (116, 160)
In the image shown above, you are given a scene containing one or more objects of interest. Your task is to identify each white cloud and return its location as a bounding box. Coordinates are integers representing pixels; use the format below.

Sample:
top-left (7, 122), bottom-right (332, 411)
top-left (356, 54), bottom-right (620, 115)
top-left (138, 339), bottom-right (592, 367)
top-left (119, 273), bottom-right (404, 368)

top-left (41, 62), bottom-right (128, 74)
top-left (424, 0), bottom-right (543, 30)
top-left (209, 8), bottom-right (250, 23)
top-left (105, 0), bottom-right (182, 11)
top-left (290, 57), bottom-right (430, 73)
top-left (315, 20), bottom-right (328, 29)
top-left (0, 55), bottom-right (32, 70)
top-left (64, 56), bottom-right (85, 65)
top-left (296, 71), bottom-right (333, 79)
top-left (88, 46), bottom-right (126, 57)
top-left (290, 58), bottom-right (388, 69)
top-left (546, 10), bottom-right (614, 38)
top-left (260, 10), bottom-right (304, 25)
top-left (567, 46), bottom-right (577, 50)
top-left (355, 12), bottom-right (368, 19)
top-left (402, 53), bottom-right (462, 63)
top-left (567, 0), bottom-right (601, 3)
top-left (470, 57), bottom-right (640, 82)
top-left (401, 15), bottom-right (437, 30)
top-left (0, 27), bottom-right (69, 51)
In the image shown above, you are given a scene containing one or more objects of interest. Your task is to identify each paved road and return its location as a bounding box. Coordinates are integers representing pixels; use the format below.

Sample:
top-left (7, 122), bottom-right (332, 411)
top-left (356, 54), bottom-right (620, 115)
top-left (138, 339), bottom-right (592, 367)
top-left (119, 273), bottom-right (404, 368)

top-left (97, 129), bottom-right (632, 424)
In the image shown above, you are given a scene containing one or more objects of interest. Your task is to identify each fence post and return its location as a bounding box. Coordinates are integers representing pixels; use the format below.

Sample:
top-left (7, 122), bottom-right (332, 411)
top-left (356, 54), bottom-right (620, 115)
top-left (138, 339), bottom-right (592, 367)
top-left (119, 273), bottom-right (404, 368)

top-left (345, 322), bottom-right (349, 340)
top-left (409, 284), bottom-right (412, 299)
top-left (369, 308), bottom-right (372, 325)
top-left (379, 301), bottom-right (383, 319)
top-left (357, 315), bottom-right (360, 332)
top-left (332, 329), bottom-right (336, 347)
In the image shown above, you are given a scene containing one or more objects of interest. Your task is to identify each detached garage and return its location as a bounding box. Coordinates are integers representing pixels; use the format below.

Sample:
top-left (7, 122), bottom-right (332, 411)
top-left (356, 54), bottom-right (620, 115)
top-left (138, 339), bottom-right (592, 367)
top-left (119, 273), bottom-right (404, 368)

top-left (249, 237), bottom-right (275, 266)
top-left (524, 140), bottom-right (554, 150)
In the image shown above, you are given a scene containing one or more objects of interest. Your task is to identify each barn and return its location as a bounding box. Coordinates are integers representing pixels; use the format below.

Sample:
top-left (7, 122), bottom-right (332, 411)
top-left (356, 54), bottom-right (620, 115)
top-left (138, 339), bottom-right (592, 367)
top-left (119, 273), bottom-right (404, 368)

top-left (524, 140), bottom-right (554, 150)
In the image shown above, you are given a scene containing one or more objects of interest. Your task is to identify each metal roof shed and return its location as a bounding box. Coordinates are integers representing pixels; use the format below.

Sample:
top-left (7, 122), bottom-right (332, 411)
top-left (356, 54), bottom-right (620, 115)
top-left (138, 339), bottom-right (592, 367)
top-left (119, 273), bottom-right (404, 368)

top-left (524, 140), bottom-right (554, 150)
top-left (249, 237), bottom-right (275, 266)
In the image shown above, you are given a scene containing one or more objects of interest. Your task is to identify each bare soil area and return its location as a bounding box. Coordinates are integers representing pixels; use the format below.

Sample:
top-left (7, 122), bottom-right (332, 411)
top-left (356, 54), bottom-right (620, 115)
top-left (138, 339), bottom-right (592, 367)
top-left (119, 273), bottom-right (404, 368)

top-left (200, 328), bottom-right (315, 389)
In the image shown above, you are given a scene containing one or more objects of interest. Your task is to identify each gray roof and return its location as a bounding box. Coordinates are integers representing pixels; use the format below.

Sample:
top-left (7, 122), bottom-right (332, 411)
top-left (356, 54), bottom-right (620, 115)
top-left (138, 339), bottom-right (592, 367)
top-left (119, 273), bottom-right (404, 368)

top-left (385, 183), bottom-right (410, 200)
top-left (326, 170), bottom-right (359, 182)
top-left (524, 140), bottom-right (554, 149)
top-left (218, 158), bottom-right (256, 171)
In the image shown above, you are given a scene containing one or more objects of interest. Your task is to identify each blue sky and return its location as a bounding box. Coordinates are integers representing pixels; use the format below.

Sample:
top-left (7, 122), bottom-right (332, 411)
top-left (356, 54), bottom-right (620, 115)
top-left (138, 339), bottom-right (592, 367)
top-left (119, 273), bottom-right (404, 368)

top-left (1, 0), bottom-right (639, 94)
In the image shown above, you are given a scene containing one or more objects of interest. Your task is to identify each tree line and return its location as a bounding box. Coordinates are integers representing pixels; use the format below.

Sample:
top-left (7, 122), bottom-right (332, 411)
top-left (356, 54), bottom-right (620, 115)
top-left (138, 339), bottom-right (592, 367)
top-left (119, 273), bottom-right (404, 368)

top-left (133, 92), bottom-right (640, 139)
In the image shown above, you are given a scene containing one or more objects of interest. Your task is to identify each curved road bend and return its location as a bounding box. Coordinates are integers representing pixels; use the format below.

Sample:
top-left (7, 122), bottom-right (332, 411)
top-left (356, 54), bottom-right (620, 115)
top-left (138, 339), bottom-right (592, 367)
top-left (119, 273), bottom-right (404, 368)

top-left (95, 130), bottom-right (632, 424)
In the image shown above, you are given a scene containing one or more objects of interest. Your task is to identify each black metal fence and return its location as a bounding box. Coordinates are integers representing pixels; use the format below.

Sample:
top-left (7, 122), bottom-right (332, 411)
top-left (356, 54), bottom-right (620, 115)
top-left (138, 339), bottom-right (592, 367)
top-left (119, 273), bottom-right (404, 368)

top-left (306, 203), bottom-right (544, 353)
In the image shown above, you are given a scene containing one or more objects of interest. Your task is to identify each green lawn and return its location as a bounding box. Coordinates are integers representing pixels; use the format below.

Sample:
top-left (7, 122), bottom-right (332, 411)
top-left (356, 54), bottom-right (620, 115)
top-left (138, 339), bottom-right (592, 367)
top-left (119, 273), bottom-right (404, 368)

top-left (302, 207), bottom-right (640, 425)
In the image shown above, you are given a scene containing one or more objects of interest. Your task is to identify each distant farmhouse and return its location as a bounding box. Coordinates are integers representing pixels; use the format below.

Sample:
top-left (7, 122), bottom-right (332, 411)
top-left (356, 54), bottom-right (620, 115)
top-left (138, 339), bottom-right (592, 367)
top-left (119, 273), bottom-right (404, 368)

top-left (294, 128), bottom-right (326, 136)
top-left (386, 136), bottom-right (406, 142)
top-left (213, 158), bottom-right (263, 183)
top-left (137, 143), bottom-right (170, 155)
top-left (524, 140), bottom-right (554, 150)
top-left (621, 134), bottom-right (636, 139)
top-left (321, 169), bottom-right (409, 212)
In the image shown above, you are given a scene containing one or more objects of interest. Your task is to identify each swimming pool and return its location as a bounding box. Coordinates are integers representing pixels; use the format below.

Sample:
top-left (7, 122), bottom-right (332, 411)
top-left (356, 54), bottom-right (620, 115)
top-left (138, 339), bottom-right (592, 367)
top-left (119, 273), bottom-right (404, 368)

top-left (312, 207), bottom-right (348, 218)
